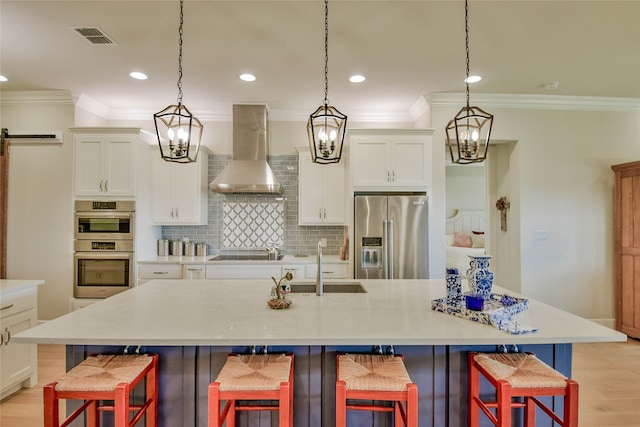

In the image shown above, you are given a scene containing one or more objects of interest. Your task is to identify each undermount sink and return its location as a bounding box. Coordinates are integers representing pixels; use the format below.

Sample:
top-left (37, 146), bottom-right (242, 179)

top-left (289, 282), bottom-right (367, 294)
top-left (207, 254), bottom-right (284, 261)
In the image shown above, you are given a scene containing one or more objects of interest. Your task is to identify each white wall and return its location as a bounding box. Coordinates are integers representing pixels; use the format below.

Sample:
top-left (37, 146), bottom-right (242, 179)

top-left (1, 101), bottom-right (76, 320)
top-left (431, 98), bottom-right (640, 323)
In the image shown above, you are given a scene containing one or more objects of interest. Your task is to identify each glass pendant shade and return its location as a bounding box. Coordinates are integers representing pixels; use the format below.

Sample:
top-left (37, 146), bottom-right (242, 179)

top-left (154, 103), bottom-right (203, 163)
top-left (445, 105), bottom-right (493, 164)
top-left (307, 104), bottom-right (347, 164)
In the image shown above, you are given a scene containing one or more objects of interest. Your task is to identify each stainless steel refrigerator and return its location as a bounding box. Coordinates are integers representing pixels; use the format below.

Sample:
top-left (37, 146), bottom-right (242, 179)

top-left (354, 193), bottom-right (429, 279)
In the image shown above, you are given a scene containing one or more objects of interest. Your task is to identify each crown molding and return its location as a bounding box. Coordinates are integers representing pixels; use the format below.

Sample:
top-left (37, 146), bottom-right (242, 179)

top-left (429, 93), bottom-right (640, 112)
top-left (0, 90), bottom-right (75, 105)
top-left (3, 91), bottom-right (638, 122)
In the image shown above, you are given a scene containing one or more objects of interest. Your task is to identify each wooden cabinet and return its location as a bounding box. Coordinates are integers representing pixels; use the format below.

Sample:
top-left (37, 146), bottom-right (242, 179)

top-left (73, 129), bottom-right (140, 197)
top-left (0, 286), bottom-right (38, 400)
top-left (612, 161), bottom-right (640, 338)
top-left (151, 149), bottom-right (208, 225)
top-left (297, 149), bottom-right (345, 225)
top-left (349, 129), bottom-right (433, 191)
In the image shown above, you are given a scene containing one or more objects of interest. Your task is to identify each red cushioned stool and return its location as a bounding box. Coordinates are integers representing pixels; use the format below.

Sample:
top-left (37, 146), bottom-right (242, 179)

top-left (44, 353), bottom-right (159, 427)
top-left (468, 352), bottom-right (578, 427)
top-left (336, 354), bottom-right (418, 427)
top-left (208, 353), bottom-right (294, 427)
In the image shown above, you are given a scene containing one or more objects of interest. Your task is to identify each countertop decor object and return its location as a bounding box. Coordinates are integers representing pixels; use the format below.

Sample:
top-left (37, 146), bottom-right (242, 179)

top-left (466, 255), bottom-right (494, 298)
top-left (432, 292), bottom-right (537, 335)
top-left (268, 272), bottom-right (293, 309)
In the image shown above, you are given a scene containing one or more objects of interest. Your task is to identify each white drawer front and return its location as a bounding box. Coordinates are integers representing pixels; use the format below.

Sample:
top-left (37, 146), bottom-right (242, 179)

top-left (138, 264), bottom-right (182, 279)
top-left (0, 289), bottom-right (37, 319)
top-left (305, 263), bottom-right (349, 279)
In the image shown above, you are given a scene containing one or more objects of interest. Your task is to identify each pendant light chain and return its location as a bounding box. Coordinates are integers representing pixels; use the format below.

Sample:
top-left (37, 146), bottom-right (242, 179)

top-left (323, 0), bottom-right (329, 107)
top-left (176, 0), bottom-right (184, 106)
top-left (465, 0), bottom-right (470, 109)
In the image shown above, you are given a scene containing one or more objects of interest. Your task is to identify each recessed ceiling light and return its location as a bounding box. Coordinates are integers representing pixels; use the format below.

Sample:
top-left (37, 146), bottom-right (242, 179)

top-left (239, 73), bottom-right (256, 82)
top-left (349, 75), bottom-right (366, 83)
top-left (0, 75), bottom-right (7, 82)
top-left (465, 75), bottom-right (482, 84)
top-left (129, 71), bottom-right (148, 80)
top-left (544, 81), bottom-right (560, 90)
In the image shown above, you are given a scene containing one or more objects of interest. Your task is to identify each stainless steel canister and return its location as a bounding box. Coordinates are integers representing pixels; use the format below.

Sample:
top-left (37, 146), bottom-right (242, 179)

top-left (184, 242), bottom-right (196, 256)
top-left (170, 240), bottom-right (183, 256)
top-left (157, 239), bottom-right (169, 256)
top-left (196, 243), bottom-right (208, 257)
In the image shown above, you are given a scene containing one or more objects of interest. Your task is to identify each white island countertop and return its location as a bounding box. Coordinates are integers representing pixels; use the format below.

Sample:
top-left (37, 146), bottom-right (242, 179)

top-left (14, 279), bottom-right (625, 346)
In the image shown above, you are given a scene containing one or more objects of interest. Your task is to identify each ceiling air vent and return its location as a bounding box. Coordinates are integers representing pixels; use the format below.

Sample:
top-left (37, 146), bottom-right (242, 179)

top-left (72, 27), bottom-right (116, 45)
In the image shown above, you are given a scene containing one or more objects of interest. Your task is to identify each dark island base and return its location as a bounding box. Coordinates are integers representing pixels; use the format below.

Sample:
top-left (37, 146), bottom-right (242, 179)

top-left (66, 343), bottom-right (572, 427)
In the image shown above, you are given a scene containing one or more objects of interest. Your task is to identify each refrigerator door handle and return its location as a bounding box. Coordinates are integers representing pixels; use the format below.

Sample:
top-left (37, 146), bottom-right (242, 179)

top-left (388, 219), bottom-right (394, 279)
top-left (383, 220), bottom-right (389, 279)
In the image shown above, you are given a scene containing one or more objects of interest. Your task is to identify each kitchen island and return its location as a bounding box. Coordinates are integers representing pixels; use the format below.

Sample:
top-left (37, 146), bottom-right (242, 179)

top-left (15, 279), bottom-right (625, 426)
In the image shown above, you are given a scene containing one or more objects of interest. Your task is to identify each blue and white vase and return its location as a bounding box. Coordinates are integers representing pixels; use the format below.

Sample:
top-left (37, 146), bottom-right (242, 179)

top-left (466, 255), bottom-right (494, 299)
top-left (446, 268), bottom-right (462, 306)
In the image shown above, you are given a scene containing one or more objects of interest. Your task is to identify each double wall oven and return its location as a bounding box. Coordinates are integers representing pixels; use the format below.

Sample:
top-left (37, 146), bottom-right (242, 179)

top-left (74, 200), bottom-right (135, 298)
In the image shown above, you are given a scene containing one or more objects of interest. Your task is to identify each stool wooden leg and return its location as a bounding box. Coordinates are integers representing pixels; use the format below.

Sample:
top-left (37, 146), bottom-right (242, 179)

top-left (407, 383), bottom-right (418, 427)
top-left (279, 381), bottom-right (290, 427)
top-left (87, 400), bottom-right (98, 427)
top-left (497, 380), bottom-right (511, 427)
top-left (336, 380), bottom-right (347, 427)
top-left (43, 383), bottom-right (59, 427)
top-left (208, 382), bottom-right (221, 427)
top-left (468, 354), bottom-right (480, 427)
top-left (565, 380), bottom-right (579, 427)
top-left (146, 356), bottom-right (159, 427)
top-left (524, 396), bottom-right (536, 427)
top-left (114, 383), bottom-right (129, 427)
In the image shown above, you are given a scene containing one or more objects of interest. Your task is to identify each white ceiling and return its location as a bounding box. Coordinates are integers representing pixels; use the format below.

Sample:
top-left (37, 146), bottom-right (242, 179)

top-left (1, 1), bottom-right (639, 121)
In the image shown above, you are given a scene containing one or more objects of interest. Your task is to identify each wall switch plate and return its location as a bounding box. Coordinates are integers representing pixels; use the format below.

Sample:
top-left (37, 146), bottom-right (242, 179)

top-left (320, 238), bottom-right (327, 247)
top-left (535, 229), bottom-right (549, 241)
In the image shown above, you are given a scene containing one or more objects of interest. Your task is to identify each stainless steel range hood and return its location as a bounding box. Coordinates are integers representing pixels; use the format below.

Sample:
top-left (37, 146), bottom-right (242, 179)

top-left (209, 104), bottom-right (282, 193)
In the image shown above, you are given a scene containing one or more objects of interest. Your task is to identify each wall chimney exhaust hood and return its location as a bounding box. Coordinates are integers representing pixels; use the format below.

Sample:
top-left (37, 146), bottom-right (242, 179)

top-left (209, 104), bottom-right (282, 193)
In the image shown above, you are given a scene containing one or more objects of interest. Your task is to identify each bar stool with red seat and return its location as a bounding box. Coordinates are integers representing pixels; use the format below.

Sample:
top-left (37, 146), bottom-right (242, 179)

top-left (468, 351), bottom-right (578, 427)
top-left (43, 353), bottom-right (159, 427)
top-left (208, 352), bottom-right (294, 427)
top-left (336, 353), bottom-right (418, 427)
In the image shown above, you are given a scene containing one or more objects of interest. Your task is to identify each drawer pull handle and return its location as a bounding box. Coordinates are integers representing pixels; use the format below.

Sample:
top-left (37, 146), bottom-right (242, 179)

top-left (153, 271), bottom-right (169, 275)
top-left (322, 271), bottom-right (334, 274)
top-left (5, 329), bottom-right (10, 344)
top-left (0, 304), bottom-right (14, 311)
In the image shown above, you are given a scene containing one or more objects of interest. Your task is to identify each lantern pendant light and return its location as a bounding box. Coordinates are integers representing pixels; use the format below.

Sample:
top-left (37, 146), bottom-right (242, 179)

top-left (154, 0), bottom-right (203, 163)
top-left (445, 0), bottom-right (493, 164)
top-left (307, 0), bottom-right (347, 165)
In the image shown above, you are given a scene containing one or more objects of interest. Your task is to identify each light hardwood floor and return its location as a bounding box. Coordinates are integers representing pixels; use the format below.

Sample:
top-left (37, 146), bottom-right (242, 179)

top-left (1, 340), bottom-right (639, 426)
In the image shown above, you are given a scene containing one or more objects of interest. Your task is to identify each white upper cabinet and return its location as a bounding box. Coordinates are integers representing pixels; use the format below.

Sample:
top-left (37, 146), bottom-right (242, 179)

top-left (151, 148), bottom-right (209, 225)
top-left (73, 130), bottom-right (139, 197)
top-left (349, 129), bottom-right (433, 191)
top-left (298, 148), bottom-right (345, 225)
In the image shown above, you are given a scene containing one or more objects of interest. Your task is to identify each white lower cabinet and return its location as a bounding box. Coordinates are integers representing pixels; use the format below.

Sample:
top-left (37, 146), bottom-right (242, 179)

top-left (205, 264), bottom-right (284, 280)
top-left (305, 263), bottom-right (349, 280)
top-left (0, 288), bottom-right (38, 400)
top-left (183, 265), bottom-right (206, 280)
top-left (138, 263), bottom-right (182, 285)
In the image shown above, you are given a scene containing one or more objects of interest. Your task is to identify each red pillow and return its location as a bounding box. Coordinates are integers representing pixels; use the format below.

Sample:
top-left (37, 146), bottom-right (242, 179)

top-left (453, 232), bottom-right (473, 248)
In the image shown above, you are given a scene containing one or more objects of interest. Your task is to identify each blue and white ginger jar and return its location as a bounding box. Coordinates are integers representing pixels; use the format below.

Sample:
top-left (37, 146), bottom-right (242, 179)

top-left (466, 255), bottom-right (494, 299)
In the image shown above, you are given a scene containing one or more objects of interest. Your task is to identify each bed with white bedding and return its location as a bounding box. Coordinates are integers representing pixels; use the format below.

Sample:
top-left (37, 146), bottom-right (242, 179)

top-left (445, 209), bottom-right (486, 276)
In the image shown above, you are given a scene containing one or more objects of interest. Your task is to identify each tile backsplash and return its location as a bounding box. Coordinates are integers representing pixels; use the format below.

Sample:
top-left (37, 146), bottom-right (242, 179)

top-left (160, 154), bottom-right (346, 255)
